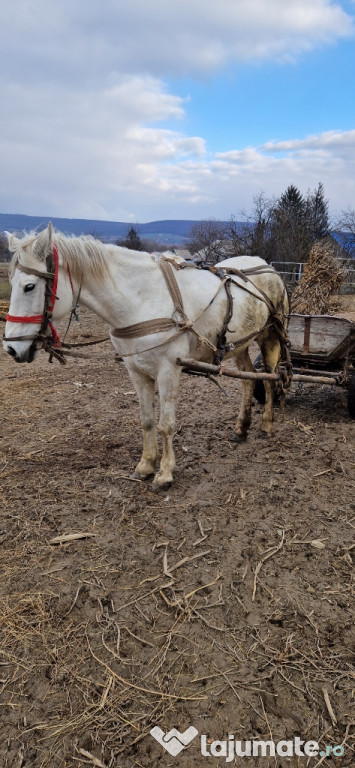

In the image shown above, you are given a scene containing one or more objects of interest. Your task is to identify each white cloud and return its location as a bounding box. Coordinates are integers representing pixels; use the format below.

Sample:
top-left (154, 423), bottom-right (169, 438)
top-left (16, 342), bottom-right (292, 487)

top-left (262, 130), bottom-right (355, 154)
top-left (2, 0), bottom-right (353, 84)
top-left (1, 63), bottom-right (355, 220)
top-left (0, 76), bottom-right (205, 219)
top-left (0, 1), bottom-right (354, 220)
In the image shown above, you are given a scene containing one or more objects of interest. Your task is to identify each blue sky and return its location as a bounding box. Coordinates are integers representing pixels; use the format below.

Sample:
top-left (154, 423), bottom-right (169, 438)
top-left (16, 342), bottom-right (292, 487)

top-left (1, 0), bottom-right (355, 223)
top-left (171, 40), bottom-right (355, 149)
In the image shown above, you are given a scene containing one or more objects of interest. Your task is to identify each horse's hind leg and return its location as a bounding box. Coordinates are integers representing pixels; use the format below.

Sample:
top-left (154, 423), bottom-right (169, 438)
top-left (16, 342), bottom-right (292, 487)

top-left (234, 347), bottom-right (255, 440)
top-left (259, 334), bottom-right (281, 436)
top-left (153, 364), bottom-right (181, 489)
top-left (126, 368), bottom-right (158, 479)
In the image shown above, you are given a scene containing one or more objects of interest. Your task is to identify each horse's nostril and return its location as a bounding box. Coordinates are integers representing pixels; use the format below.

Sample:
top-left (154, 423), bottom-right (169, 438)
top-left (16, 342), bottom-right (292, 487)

top-left (7, 345), bottom-right (18, 359)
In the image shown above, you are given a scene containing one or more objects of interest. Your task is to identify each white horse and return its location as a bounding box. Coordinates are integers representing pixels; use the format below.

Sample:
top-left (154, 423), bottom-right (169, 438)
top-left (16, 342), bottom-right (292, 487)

top-left (3, 223), bottom-right (289, 488)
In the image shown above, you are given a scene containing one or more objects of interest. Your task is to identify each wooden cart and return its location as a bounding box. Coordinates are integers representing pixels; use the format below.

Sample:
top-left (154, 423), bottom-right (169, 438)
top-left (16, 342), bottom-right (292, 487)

top-left (286, 314), bottom-right (355, 418)
top-left (177, 314), bottom-right (355, 419)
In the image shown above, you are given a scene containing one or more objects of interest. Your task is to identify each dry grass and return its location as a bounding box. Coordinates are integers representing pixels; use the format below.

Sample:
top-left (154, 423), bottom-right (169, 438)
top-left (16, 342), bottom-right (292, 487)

top-left (0, 263), bottom-right (11, 316)
top-left (292, 241), bottom-right (346, 315)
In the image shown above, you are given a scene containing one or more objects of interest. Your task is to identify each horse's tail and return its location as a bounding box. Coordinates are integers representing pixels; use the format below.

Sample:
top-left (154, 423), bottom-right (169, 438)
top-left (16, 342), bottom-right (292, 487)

top-left (283, 281), bottom-right (291, 324)
top-left (274, 280), bottom-right (292, 394)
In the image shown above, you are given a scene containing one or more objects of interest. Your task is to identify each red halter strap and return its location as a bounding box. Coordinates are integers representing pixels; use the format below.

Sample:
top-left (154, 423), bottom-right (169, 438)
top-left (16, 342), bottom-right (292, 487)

top-left (5, 313), bottom-right (45, 324)
top-left (6, 244), bottom-right (60, 326)
top-left (5, 245), bottom-right (74, 349)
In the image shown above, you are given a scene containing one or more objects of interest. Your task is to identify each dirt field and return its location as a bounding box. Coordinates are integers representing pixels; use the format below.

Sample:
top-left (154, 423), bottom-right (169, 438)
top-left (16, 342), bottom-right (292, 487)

top-left (0, 305), bottom-right (354, 768)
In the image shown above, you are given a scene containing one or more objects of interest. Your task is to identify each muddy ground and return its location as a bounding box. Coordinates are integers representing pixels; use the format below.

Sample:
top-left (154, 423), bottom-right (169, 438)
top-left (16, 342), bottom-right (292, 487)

top-left (0, 303), bottom-right (354, 768)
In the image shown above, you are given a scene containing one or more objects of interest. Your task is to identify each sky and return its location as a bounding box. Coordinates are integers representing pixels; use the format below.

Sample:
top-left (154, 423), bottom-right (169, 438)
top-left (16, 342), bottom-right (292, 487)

top-left (1, 0), bottom-right (355, 224)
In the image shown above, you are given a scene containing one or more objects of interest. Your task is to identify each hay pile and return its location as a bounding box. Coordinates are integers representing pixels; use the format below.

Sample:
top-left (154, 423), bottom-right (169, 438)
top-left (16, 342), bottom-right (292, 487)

top-left (0, 299), bottom-right (9, 320)
top-left (292, 240), bottom-right (346, 314)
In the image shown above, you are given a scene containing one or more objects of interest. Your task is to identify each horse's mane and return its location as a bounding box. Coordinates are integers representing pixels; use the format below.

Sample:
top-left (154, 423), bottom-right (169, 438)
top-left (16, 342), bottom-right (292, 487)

top-left (8, 230), bottom-right (112, 283)
top-left (54, 233), bottom-right (112, 282)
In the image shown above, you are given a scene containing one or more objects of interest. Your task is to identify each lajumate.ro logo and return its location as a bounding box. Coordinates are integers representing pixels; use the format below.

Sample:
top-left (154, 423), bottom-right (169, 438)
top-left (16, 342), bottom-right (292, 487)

top-left (150, 725), bottom-right (345, 761)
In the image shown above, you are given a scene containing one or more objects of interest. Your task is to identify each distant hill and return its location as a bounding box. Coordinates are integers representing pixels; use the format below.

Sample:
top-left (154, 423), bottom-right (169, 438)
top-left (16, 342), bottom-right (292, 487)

top-left (0, 214), bottom-right (204, 245)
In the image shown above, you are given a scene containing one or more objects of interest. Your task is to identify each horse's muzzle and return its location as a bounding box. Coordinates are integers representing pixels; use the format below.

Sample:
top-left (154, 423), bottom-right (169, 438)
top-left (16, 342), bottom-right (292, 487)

top-left (4, 341), bottom-right (38, 363)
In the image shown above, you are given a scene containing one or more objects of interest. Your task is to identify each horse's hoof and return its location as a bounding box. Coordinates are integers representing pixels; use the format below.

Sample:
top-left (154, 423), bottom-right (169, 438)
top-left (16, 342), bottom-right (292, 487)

top-left (230, 432), bottom-right (247, 443)
top-left (151, 478), bottom-right (173, 492)
top-left (259, 431), bottom-right (272, 440)
top-left (131, 471), bottom-right (154, 481)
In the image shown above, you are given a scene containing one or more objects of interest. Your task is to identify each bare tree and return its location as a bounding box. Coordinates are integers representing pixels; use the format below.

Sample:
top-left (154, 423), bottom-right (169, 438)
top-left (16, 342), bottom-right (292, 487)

top-left (0, 233), bottom-right (11, 262)
top-left (186, 219), bottom-right (230, 261)
top-left (335, 207), bottom-right (355, 257)
top-left (142, 238), bottom-right (167, 253)
top-left (230, 192), bottom-right (275, 257)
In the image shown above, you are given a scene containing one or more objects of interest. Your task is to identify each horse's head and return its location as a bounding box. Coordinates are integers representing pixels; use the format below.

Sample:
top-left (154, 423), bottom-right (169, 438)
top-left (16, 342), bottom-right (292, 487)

top-left (3, 222), bottom-right (72, 363)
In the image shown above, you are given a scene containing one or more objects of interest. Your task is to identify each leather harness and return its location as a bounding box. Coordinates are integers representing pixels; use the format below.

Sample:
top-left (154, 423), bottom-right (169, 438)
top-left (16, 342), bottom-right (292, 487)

top-left (112, 256), bottom-right (289, 366)
top-left (4, 250), bottom-right (290, 374)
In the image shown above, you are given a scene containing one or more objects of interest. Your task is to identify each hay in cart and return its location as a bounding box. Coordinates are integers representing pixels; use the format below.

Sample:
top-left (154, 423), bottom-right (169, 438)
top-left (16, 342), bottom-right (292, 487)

top-left (291, 240), bottom-right (346, 315)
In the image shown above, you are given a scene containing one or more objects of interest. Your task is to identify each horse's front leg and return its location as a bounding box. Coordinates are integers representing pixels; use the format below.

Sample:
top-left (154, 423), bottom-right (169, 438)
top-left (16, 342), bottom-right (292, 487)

top-left (126, 367), bottom-right (158, 479)
top-left (153, 365), bottom-right (181, 489)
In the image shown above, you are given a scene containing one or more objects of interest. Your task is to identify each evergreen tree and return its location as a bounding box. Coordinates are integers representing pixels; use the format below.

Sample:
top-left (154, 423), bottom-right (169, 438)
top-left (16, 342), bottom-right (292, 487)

top-left (119, 226), bottom-right (144, 251)
top-left (305, 182), bottom-right (329, 241)
top-left (272, 185), bottom-right (307, 261)
top-left (268, 183), bottom-right (329, 263)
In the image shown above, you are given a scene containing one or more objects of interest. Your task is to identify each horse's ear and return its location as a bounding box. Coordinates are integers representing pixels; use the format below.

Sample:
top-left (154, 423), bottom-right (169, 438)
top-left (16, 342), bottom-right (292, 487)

top-left (47, 221), bottom-right (53, 251)
top-left (5, 232), bottom-right (18, 252)
top-left (36, 221), bottom-right (54, 258)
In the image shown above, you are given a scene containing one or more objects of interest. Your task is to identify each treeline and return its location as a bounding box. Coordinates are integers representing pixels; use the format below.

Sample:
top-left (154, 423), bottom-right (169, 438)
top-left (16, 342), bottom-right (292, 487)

top-left (1, 184), bottom-right (354, 264)
top-left (187, 183), bottom-right (332, 264)
top-left (118, 184), bottom-right (334, 263)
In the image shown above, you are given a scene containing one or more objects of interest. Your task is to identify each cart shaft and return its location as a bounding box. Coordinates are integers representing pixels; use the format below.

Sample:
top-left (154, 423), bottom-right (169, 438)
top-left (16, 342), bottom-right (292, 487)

top-left (176, 358), bottom-right (338, 386)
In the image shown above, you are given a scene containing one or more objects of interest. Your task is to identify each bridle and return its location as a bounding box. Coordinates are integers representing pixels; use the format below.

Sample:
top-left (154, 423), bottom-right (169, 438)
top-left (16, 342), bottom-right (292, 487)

top-left (3, 244), bottom-right (71, 364)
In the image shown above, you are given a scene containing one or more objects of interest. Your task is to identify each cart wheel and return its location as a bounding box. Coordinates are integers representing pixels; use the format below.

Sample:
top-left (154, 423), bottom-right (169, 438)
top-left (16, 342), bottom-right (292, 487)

top-left (347, 373), bottom-right (355, 419)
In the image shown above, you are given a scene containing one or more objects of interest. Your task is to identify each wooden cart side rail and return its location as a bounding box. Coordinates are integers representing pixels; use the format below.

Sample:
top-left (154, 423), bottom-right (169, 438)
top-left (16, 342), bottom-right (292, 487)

top-left (288, 315), bottom-right (355, 363)
top-left (176, 358), bottom-right (338, 386)
top-left (317, 329), bottom-right (355, 363)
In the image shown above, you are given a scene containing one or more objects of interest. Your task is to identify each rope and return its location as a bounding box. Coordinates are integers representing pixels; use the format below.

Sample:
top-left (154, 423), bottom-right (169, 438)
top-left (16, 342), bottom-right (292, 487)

top-left (62, 336), bottom-right (111, 349)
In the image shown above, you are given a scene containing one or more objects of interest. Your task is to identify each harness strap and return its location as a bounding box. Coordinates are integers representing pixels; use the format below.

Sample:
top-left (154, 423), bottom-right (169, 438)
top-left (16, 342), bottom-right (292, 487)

top-left (235, 265), bottom-right (277, 276)
top-left (48, 245), bottom-right (59, 314)
top-left (229, 276), bottom-right (276, 315)
top-left (15, 263), bottom-right (55, 280)
top-left (111, 257), bottom-right (188, 340)
top-left (112, 317), bottom-right (178, 339)
top-left (111, 257), bottom-right (288, 361)
top-left (6, 314), bottom-right (45, 324)
top-left (159, 257), bottom-right (187, 320)
top-left (112, 257), bottom-right (227, 355)
top-left (213, 266), bottom-right (277, 314)
top-left (214, 278), bottom-right (233, 364)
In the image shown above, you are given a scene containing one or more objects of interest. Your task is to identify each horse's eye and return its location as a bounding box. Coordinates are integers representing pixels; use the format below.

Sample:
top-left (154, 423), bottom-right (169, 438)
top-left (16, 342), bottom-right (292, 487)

top-left (24, 283), bottom-right (35, 293)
